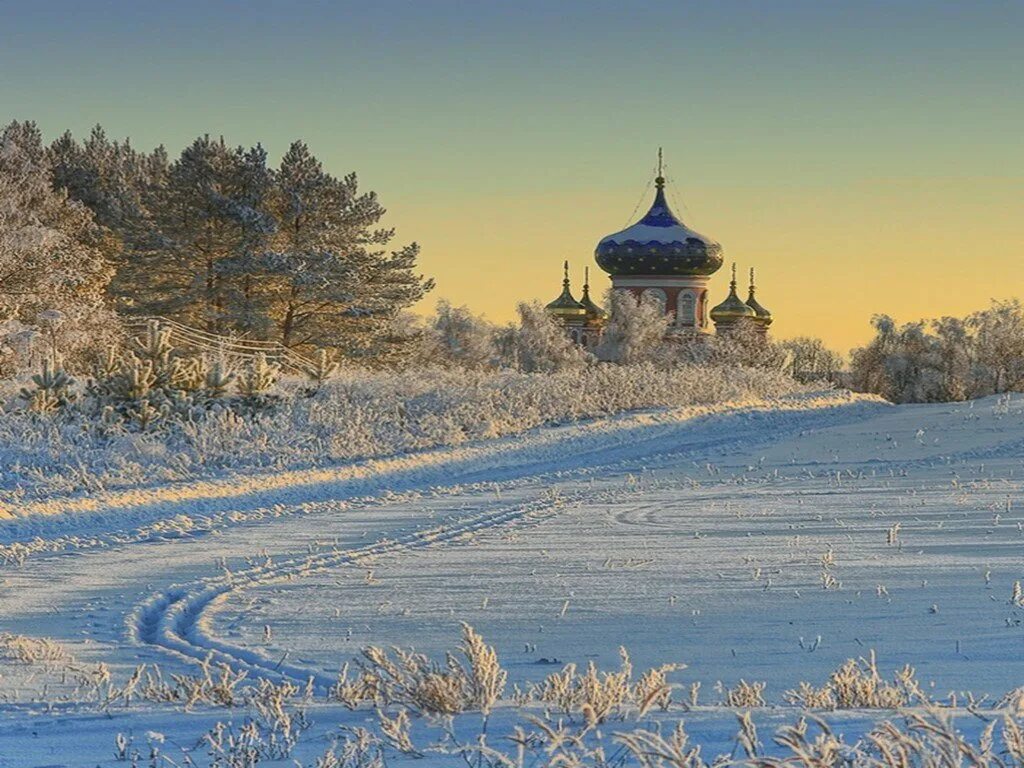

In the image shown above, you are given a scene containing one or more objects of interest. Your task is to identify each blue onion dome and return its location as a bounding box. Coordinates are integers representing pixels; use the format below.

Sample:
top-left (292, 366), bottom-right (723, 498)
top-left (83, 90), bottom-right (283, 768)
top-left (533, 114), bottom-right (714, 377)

top-left (578, 267), bottom-right (607, 321)
top-left (711, 264), bottom-right (757, 323)
top-left (595, 174), bottom-right (724, 277)
top-left (545, 261), bottom-right (587, 319)
top-left (745, 267), bottom-right (773, 327)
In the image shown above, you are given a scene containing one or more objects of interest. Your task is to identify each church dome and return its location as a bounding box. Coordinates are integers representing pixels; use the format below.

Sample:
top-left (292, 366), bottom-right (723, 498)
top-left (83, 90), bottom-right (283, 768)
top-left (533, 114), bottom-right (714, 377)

top-left (545, 261), bottom-right (587, 319)
top-left (745, 268), bottom-right (773, 327)
top-left (578, 267), bottom-right (607, 322)
top-left (711, 264), bottom-right (756, 324)
top-left (595, 174), bottom-right (723, 277)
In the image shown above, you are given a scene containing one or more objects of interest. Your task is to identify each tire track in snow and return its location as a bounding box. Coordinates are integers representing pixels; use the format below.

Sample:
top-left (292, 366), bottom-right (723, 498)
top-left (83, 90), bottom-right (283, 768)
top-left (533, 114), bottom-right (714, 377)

top-left (129, 489), bottom-right (585, 690)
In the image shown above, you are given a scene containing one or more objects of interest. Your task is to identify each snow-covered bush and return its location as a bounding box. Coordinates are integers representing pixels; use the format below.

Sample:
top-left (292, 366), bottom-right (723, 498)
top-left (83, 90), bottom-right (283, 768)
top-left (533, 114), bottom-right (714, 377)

top-left (778, 336), bottom-right (845, 384)
top-left (698, 320), bottom-right (788, 371)
top-left (0, 355), bottom-right (808, 499)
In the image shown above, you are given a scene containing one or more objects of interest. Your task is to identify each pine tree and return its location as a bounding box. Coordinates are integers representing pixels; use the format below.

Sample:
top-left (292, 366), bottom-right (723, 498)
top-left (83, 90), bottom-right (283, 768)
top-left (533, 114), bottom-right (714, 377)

top-left (261, 141), bottom-right (433, 356)
top-left (48, 125), bottom-right (167, 313)
top-left (30, 127), bottom-right (433, 367)
top-left (48, 125), bottom-right (166, 237)
top-left (127, 135), bottom-right (248, 331)
top-left (215, 144), bottom-right (277, 337)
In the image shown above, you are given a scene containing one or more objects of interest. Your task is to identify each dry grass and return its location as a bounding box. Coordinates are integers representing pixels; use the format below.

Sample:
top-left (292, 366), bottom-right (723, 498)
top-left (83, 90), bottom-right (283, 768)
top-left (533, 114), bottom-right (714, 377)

top-left (784, 651), bottom-right (924, 710)
top-left (722, 680), bottom-right (768, 709)
top-left (529, 646), bottom-right (684, 725)
top-left (331, 622), bottom-right (506, 717)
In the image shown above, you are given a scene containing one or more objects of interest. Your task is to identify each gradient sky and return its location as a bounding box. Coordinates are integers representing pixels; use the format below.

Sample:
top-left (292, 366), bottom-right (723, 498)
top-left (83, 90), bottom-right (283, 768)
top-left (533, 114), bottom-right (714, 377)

top-left (2, 0), bottom-right (1021, 351)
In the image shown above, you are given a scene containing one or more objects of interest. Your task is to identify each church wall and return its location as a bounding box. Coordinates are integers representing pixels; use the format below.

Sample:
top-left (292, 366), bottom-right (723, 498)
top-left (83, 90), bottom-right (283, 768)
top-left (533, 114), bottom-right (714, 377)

top-left (610, 275), bottom-right (711, 330)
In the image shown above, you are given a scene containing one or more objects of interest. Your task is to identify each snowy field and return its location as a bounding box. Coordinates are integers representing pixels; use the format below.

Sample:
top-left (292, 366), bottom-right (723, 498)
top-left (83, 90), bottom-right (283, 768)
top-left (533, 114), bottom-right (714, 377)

top-left (3, 390), bottom-right (1024, 765)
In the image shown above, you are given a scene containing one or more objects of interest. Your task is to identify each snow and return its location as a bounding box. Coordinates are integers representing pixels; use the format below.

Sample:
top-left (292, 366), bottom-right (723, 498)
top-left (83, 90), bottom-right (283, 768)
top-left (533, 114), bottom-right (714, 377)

top-left (4, 391), bottom-right (1024, 764)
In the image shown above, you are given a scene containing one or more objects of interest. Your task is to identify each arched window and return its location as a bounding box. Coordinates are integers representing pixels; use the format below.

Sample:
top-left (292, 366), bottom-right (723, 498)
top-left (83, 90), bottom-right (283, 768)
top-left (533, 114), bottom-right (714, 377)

top-left (676, 290), bottom-right (696, 326)
top-left (640, 288), bottom-right (668, 314)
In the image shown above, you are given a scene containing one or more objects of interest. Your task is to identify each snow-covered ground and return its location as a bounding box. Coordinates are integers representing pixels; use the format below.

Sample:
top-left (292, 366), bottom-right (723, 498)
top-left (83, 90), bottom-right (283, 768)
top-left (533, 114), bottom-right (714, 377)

top-left (4, 390), bottom-right (1024, 765)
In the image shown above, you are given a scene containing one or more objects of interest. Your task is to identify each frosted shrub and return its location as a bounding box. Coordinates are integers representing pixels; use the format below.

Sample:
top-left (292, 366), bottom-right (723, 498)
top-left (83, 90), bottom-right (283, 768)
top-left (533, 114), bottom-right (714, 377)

top-left (0, 632), bottom-right (73, 664)
top-left (335, 623), bottom-right (506, 717)
top-left (19, 356), bottom-right (75, 413)
top-left (531, 647), bottom-right (683, 724)
top-left (1, 357), bottom-right (810, 499)
top-left (314, 728), bottom-right (385, 768)
top-left (540, 651), bottom-right (634, 724)
top-left (237, 352), bottom-right (280, 402)
top-left (721, 680), bottom-right (767, 709)
top-left (459, 621), bottom-right (507, 716)
top-left (137, 656), bottom-right (249, 709)
top-left (307, 348), bottom-right (339, 392)
top-left (616, 722), bottom-right (714, 768)
top-left (784, 651), bottom-right (924, 710)
top-left (376, 709), bottom-right (420, 756)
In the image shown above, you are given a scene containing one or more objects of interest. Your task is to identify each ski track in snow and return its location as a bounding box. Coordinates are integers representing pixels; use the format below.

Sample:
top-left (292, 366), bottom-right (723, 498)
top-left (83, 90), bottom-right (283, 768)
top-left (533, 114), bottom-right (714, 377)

top-left (112, 392), bottom-right (885, 688)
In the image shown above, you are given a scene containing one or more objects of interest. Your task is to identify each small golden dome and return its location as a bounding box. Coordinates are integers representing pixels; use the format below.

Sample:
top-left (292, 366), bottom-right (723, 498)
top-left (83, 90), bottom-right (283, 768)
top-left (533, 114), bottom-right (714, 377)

top-left (545, 261), bottom-right (587, 318)
top-left (745, 267), bottom-right (773, 327)
top-left (578, 267), bottom-right (607, 321)
top-left (711, 264), bottom-right (757, 324)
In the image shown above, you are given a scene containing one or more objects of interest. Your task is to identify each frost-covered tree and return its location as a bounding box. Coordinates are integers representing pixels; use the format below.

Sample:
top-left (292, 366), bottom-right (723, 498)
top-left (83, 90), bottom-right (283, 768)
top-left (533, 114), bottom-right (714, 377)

top-left (47, 126), bottom-right (168, 313)
top-left (850, 314), bottom-right (898, 398)
top-left (214, 144), bottom-right (278, 338)
top-left (850, 312), bottom-right (979, 403)
top-left (0, 121), bottom-right (116, 371)
top-left (595, 291), bottom-right (671, 365)
top-left (34, 128), bottom-right (433, 364)
top-left (967, 299), bottom-right (1024, 395)
top-left (931, 316), bottom-right (971, 401)
top-left (421, 300), bottom-right (497, 369)
top-left (778, 336), bottom-right (844, 384)
top-left (504, 301), bottom-right (591, 373)
top-left (48, 125), bottom-right (166, 241)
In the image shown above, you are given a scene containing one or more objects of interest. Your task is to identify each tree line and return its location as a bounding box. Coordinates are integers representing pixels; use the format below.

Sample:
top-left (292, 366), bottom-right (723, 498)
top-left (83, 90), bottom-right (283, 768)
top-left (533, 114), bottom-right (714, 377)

top-left (0, 120), bottom-right (433, 371)
top-left (849, 301), bottom-right (1024, 403)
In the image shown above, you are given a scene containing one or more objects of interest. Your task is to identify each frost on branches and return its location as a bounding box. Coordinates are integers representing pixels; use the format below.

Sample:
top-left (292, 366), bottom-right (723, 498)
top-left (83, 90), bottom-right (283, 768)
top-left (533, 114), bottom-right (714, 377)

top-left (506, 302), bottom-right (591, 373)
top-left (0, 122), bottom-right (117, 374)
top-left (851, 301), bottom-right (1024, 403)
top-left (596, 290), bottom-right (671, 364)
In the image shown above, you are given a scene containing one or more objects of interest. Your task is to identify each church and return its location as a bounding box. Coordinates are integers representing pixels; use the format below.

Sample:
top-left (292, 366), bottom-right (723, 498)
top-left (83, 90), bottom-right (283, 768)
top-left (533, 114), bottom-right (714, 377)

top-left (546, 155), bottom-right (773, 347)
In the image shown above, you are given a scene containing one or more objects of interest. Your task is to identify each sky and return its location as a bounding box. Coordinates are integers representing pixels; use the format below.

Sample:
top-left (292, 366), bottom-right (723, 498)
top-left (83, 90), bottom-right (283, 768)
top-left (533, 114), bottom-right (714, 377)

top-left (1, 0), bottom-right (1022, 351)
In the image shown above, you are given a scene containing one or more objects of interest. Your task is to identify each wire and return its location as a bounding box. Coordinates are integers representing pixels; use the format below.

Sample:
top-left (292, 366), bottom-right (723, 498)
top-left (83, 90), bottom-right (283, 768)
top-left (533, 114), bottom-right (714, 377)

top-left (662, 160), bottom-right (692, 221)
top-left (622, 158), bottom-right (660, 228)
